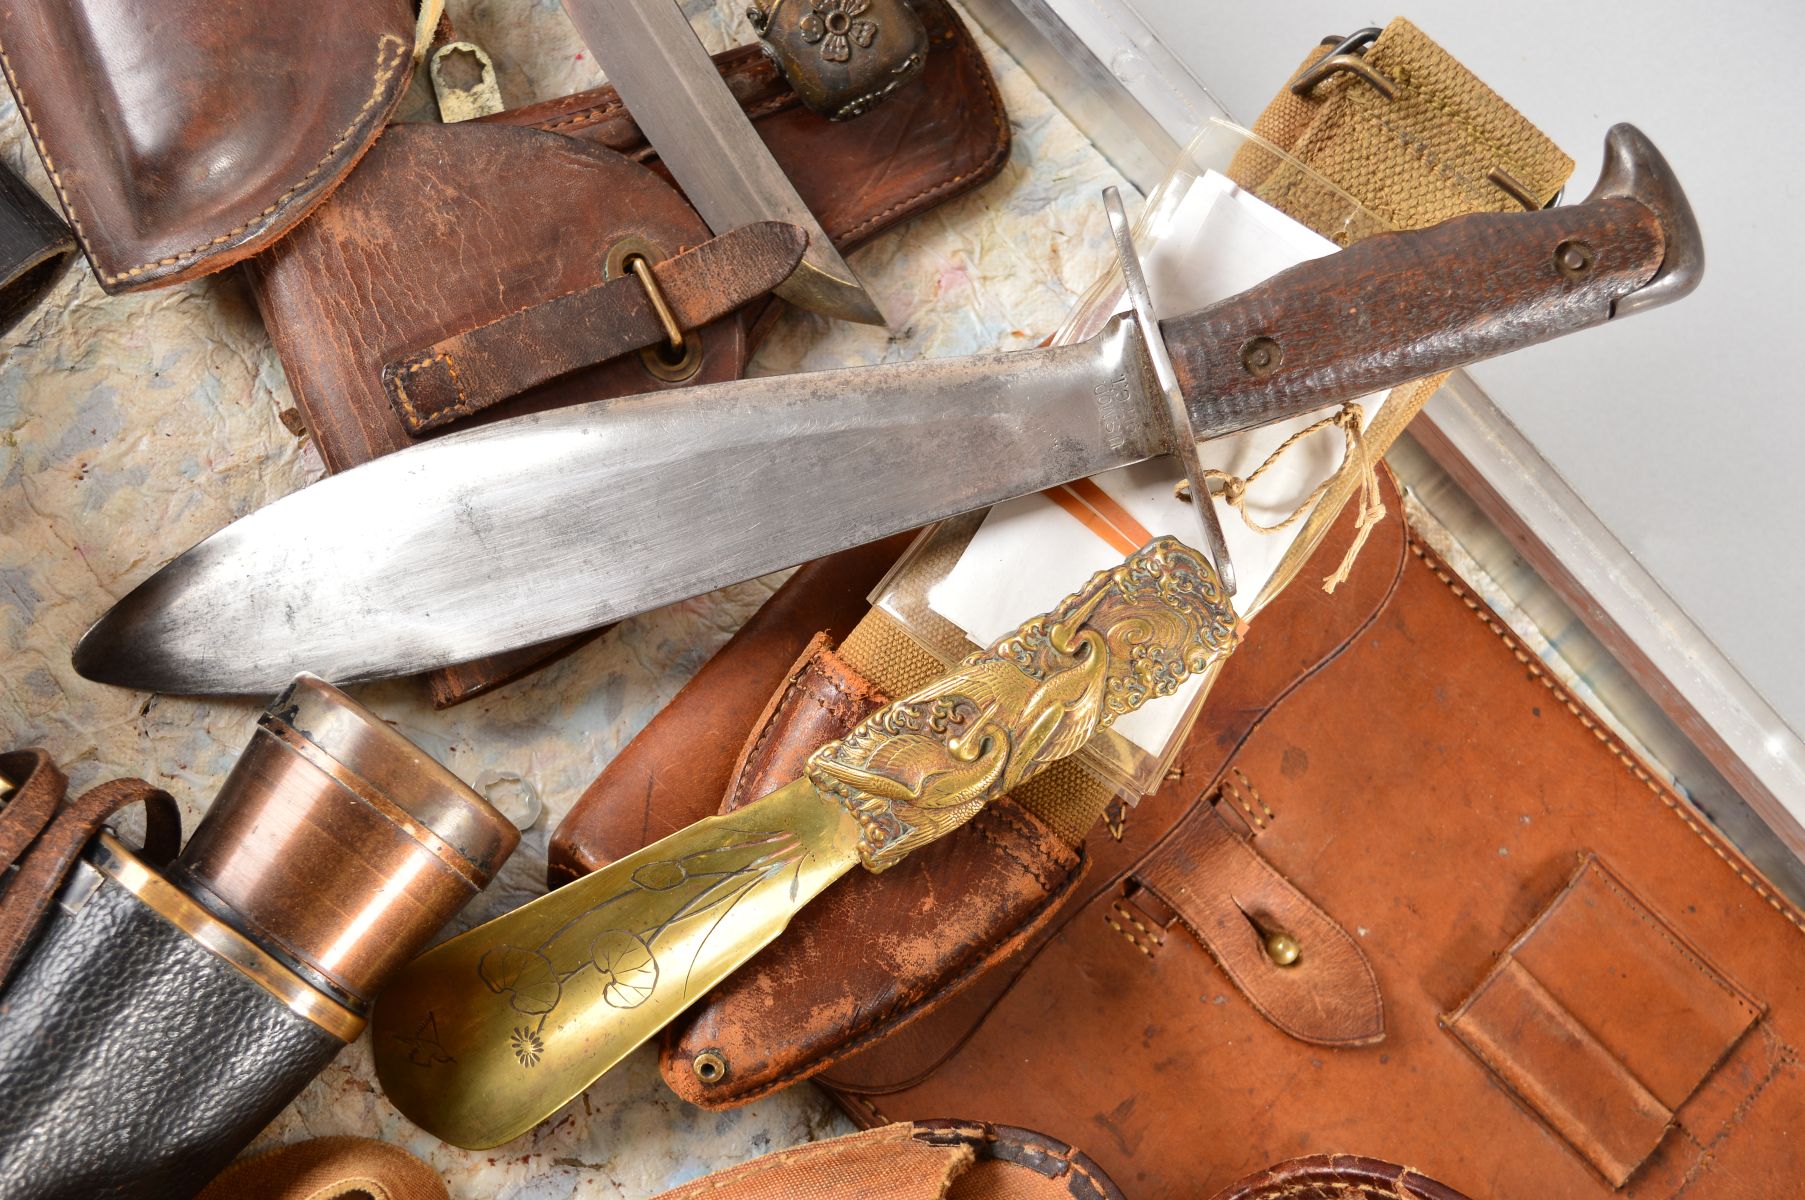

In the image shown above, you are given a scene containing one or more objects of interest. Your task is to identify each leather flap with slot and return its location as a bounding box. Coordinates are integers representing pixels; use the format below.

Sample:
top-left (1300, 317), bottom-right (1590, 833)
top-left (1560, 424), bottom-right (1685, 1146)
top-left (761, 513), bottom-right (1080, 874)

top-left (1133, 797), bottom-right (1384, 1046)
top-left (1444, 854), bottom-right (1763, 1187)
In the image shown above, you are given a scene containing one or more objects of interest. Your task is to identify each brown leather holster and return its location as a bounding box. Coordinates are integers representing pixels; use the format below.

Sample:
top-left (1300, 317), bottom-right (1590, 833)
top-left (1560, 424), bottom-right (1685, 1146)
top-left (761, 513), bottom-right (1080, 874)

top-left (0, 0), bottom-right (419, 292)
top-left (248, 0), bottom-right (1009, 706)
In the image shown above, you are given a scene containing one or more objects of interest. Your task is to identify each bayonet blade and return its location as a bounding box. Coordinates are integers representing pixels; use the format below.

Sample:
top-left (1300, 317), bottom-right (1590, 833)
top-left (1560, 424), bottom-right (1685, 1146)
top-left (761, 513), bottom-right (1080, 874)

top-left (74, 316), bottom-right (1165, 693)
top-left (564, 0), bottom-right (886, 326)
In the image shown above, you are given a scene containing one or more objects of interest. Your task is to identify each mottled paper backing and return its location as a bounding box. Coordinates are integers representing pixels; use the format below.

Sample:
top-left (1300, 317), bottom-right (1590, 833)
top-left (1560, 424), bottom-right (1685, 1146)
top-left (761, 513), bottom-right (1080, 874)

top-left (0, 3), bottom-right (1132, 1196)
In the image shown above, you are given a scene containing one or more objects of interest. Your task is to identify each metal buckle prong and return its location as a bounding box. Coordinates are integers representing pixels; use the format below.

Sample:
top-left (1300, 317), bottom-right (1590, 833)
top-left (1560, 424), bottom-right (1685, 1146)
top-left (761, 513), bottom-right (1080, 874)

top-left (1291, 27), bottom-right (1396, 100)
top-left (627, 255), bottom-right (686, 355)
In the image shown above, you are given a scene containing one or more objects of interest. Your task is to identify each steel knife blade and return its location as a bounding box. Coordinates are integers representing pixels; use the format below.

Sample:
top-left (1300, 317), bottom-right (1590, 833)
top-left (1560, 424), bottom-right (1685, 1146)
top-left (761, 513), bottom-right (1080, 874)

top-left (72, 126), bottom-right (1701, 695)
top-left (563, 0), bottom-right (886, 326)
top-left (370, 536), bottom-right (1240, 1148)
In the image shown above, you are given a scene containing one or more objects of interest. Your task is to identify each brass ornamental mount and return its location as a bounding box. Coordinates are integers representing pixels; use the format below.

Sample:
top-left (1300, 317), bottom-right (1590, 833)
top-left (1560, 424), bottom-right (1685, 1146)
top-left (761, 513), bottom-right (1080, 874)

top-left (746, 0), bottom-right (929, 120)
top-left (372, 537), bottom-right (1239, 1148)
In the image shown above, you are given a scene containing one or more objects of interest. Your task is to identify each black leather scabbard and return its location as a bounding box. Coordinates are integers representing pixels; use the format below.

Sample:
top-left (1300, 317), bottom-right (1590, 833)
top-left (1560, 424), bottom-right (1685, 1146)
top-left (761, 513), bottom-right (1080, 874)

top-left (0, 160), bottom-right (74, 334)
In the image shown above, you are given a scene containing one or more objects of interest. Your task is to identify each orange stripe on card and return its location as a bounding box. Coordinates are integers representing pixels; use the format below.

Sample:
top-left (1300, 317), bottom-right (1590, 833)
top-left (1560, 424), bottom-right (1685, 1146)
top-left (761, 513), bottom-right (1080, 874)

top-left (1065, 479), bottom-right (1152, 546)
top-left (1043, 483), bottom-right (1144, 556)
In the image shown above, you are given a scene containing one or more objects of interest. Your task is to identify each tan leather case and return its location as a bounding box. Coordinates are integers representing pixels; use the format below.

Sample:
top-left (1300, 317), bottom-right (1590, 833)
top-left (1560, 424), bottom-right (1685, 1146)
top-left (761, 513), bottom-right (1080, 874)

top-left (798, 499), bottom-right (1805, 1199)
top-left (0, 0), bottom-right (417, 292)
top-left (249, 0), bottom-right (1009, 706)
top-left (558, 478), bottom-right (1805, 1197)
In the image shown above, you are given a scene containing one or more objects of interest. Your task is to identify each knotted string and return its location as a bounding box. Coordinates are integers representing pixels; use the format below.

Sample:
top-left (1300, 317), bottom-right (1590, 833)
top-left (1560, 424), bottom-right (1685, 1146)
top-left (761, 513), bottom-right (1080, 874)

top-left (1177, 402), bottom-right (1387, 594)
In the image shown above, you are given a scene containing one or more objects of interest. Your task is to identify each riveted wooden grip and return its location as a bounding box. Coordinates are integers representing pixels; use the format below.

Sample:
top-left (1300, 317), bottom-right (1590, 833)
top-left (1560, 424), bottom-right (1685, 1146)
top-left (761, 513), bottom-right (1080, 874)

top-left (1166, 124), bottom-right (1699, 440)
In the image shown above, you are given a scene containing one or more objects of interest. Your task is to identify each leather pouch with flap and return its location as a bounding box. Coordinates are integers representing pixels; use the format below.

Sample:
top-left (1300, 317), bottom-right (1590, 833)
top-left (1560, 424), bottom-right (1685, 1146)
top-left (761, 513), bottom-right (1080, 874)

top-left (805, 507), bottom-right (1805, 1200)
top-left (0, 0), bottom-right (418, 292)
top-left (248, 0), bottom-right (1008, 706)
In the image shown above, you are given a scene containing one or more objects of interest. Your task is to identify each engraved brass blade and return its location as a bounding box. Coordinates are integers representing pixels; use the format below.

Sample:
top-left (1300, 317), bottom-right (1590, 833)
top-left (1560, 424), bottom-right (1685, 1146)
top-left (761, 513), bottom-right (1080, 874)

top-left (371, 538), bottom-right (1239, 1147)
top-left (373, 778), bottom-right (861, 1149)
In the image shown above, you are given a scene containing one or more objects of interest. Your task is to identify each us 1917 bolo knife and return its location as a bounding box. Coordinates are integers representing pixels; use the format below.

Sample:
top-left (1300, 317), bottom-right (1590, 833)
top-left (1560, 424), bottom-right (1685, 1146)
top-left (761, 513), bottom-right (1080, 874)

top-left (73, 125), bottom-right (1701, 696)
top-left (372, 535), bottom-right (1241, 1147)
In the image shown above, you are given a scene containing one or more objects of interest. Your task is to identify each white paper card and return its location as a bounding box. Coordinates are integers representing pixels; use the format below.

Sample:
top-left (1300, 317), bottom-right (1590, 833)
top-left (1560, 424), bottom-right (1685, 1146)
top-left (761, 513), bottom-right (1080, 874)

top-left (928, 171), bottom-right (1395, 755)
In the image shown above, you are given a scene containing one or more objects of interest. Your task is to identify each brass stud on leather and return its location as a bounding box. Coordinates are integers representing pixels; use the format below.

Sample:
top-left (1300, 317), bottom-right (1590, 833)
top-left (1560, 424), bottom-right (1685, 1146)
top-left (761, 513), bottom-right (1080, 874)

top-left (1264, 930), bottom-right (1302, 967)
top-left (692, 1050), bottom-right (728, 1084)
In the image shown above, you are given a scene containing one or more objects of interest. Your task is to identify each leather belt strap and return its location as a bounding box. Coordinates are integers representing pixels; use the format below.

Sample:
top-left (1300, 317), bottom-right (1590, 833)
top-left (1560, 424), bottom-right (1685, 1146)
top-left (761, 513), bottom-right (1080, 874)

top-left (0, 748), bottom-right (182, 985)
top-left (380, 220), bottom-right (807, 435)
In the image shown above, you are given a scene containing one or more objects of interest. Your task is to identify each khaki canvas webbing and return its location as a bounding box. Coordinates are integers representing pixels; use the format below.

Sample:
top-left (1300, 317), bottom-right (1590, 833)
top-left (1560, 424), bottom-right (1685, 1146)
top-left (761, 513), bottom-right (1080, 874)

top-left (838, 17), bottom-right (1574, 845)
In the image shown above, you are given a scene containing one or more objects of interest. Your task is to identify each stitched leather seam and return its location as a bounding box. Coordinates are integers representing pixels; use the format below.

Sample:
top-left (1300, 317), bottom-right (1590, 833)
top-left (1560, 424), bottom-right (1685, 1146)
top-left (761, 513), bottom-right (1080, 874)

top-left (1586, 859), bottom-right (1760, 1022)
top-left (536, 50), bottom-right (778, 133)
top-left (0, 33), bottom-right (410, 285)
top-left (838, 23), bottom-right (1009, 245)
top-left (387, 351), bottom-right (470, 430)
top-left (1407, 536), bottom-right (1805, 935)
top-left (1232, 767), bottom-right (1275, 822)
top-left (1104, 901), bottom-right (1160, 958)
top-left (1695, 1026), bottom-right (1795, 1160)
top-left (840, 1090), bottom-right (889, 1126)
top-left (1221, 773), bottom-right (1268, 831)
top-left (541, 82), bottom-right (796, 135)
top-left (729, 652), bottom-right (844, 810)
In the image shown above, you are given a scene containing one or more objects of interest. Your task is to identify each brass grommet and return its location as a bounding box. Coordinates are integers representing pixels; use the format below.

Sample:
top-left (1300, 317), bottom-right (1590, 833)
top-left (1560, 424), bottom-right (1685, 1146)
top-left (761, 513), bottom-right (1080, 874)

top-left (639, 333), bottom-right (703, 383)
top-left (1240, 336), bottom-right (1283, 378)
top-left (1264, 930), bottom-right (1302, 967)
top-left (604, 235), bottom-right (662, 282)
top-left (1554, 239), bottom-right (1596, 279)
top-left (692, 1050), bottom-right (728, 1084)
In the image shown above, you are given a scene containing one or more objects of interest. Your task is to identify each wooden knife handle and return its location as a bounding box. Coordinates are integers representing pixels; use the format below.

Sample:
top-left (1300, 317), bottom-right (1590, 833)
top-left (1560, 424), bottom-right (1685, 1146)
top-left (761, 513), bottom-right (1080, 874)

top-left (1165, 124), bottom-right (1702, 439)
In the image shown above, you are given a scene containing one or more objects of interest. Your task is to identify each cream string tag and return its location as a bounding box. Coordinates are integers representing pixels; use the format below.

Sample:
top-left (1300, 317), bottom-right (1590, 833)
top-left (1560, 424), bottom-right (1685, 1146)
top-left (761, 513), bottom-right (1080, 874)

top-left (1177, 402), bottom-right (1386, 594)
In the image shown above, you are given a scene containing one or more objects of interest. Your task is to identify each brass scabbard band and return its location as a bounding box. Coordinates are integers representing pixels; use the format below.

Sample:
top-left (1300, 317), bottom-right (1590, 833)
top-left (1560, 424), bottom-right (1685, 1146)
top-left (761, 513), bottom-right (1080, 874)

top-left (88, 834), bottom-right (366, 1042)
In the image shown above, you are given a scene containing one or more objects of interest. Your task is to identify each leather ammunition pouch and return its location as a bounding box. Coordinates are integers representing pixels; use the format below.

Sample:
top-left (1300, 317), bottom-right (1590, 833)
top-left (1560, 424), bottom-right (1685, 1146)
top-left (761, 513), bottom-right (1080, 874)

top-left (248, 0), bottom-right (1009, 706)
top-left (0, 0), bottom-right (419, 292)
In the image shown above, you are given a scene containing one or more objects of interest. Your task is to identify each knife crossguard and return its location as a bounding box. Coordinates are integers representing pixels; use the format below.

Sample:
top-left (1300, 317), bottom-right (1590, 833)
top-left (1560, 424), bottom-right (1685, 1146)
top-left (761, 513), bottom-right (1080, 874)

top-left (807, 537), bottom-right (1240, 871)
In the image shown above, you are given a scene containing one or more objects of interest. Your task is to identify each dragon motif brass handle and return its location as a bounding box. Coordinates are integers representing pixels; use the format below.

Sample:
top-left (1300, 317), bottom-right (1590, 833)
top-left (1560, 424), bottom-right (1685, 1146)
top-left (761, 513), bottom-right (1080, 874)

top-left (808, 536), bottom-right (1241, 871)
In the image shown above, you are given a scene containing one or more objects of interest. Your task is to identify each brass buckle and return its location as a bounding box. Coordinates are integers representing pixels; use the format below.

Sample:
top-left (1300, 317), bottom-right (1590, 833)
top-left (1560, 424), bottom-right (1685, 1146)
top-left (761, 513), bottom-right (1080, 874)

top-left (1290, 28), bottom-right (1396, 100)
